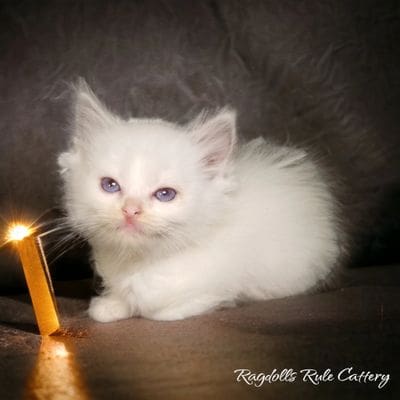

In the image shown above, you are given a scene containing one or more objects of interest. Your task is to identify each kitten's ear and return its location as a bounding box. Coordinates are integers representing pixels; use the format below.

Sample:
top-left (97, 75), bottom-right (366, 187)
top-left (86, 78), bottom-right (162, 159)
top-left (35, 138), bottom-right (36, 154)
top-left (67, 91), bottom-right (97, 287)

top-left (73, 78), bottom-right (117, 139)
top-left (189, 108), bottom-right (237, 174)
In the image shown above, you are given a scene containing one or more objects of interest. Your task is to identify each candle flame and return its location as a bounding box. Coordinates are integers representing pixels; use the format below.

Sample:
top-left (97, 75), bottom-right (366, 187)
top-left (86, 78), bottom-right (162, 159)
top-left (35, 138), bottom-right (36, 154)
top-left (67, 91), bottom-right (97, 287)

top-left (7, 224), bottom-right (31, 241)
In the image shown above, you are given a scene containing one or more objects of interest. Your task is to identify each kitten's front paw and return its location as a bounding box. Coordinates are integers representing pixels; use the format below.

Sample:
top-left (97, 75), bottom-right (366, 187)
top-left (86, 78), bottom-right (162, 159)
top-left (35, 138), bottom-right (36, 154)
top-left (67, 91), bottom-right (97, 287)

top-left (88, 295), bottom-right (132, 323)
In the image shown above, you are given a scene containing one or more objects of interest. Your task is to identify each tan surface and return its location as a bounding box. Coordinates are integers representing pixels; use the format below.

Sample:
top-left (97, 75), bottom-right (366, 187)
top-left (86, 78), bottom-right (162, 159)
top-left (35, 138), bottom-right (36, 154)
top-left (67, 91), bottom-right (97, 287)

top-left (1, 270), bottom-right (399, 399)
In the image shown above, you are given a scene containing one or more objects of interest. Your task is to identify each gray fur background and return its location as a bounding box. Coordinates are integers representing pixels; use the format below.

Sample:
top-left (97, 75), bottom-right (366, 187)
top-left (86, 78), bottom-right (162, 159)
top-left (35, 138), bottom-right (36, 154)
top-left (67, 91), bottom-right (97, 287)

top-left (0, 0), bottom-right (399, 290)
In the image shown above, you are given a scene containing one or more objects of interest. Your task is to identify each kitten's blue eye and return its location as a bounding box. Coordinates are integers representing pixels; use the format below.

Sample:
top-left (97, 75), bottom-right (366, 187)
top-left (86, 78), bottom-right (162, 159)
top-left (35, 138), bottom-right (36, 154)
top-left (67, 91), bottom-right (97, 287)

top-left (101, 177), bottom-right (121, 193)
top-left (154, 188), bottom-right (177, 202)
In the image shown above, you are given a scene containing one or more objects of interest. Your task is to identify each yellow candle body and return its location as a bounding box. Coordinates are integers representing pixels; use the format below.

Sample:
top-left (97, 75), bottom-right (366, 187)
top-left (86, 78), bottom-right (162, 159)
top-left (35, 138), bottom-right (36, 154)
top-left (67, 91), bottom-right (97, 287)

top-left (16, 236), bottom-right (60, 335)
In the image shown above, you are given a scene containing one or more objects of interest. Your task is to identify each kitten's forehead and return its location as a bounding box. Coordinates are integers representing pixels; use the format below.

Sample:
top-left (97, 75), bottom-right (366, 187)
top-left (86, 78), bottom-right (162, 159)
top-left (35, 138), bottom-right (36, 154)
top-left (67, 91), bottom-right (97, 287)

top-left (91, 119), bottom-right (197, 193)
top-left (122, 120), bottom-right (192, 162)
top-left (92, 120), bottom-right (186, 158)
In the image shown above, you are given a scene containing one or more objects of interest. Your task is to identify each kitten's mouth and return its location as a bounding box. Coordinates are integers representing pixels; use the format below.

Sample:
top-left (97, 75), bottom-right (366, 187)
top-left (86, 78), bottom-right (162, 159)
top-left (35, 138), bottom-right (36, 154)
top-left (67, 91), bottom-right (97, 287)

top-left (118, 220), bottom-right (144, 235)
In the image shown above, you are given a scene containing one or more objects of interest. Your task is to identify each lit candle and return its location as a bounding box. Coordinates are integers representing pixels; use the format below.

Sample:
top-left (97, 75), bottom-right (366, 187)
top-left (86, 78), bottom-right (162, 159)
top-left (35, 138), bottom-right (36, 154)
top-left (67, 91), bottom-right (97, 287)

top-left (8, 224), bottom-right (60, 335)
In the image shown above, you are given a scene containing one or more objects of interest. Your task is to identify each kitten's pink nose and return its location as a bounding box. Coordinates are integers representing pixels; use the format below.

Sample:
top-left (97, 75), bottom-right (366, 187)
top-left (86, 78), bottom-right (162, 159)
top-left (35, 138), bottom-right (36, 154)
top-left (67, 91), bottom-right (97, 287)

top-left (122, 199), bottom-right (142, 217)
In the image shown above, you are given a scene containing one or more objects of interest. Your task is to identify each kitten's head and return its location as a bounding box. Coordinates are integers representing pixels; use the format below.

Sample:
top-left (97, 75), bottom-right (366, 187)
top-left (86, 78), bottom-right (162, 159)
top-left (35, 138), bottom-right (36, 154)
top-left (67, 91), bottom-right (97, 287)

top-left (58, 80), bottom-right (236, 252)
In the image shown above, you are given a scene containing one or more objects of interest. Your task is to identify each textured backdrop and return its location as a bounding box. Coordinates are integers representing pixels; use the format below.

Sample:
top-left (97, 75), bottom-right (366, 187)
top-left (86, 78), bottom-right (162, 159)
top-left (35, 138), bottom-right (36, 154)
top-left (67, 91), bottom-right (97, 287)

top-left (0, 0), bottom-right (399, 290)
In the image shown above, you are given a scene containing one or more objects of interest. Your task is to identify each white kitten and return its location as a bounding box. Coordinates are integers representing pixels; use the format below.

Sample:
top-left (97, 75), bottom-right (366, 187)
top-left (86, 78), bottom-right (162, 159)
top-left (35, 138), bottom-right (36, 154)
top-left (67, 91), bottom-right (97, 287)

top-left (58, 80), bottom-right (341, 321)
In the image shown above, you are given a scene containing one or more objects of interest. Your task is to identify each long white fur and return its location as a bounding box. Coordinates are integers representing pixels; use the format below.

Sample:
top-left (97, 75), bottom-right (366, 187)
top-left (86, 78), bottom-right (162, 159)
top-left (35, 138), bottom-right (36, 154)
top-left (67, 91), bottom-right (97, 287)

top-left (59, 81), bottom-right (340, 321)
